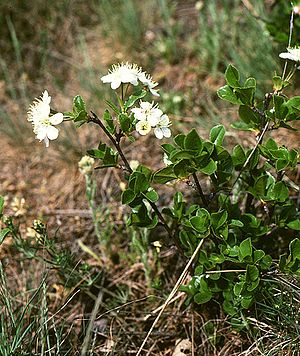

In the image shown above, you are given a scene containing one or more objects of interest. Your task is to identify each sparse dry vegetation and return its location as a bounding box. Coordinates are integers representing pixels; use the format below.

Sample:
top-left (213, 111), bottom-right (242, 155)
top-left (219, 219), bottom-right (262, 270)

top-left (0, 1), bottom-right (299, 355)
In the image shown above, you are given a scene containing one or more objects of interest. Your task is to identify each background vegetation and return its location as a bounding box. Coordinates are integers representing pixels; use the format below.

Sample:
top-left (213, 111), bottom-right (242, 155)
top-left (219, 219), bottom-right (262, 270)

top-left (0, 0), bottom-right (299, 355)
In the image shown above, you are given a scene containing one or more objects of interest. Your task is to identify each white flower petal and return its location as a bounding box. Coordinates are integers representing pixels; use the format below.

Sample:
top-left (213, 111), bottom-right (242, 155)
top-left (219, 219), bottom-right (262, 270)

top-left (279, 53), bottom-right (295, 60)
top-left (101, 73), bottom-right (113, 83)
top-left (152, 108), bottom-right (163, 117)
top-left (160, 114), bottom-right (170, 126)
top-left (279, 48), bottom-right (300, 62)
top-left (36, 126), bottom-right (48, 141)
top-left (162, 127), bottom-right (171, 138)
top-left (140, 101), bottom-right (152, 110)
top-left (148, 115), bottom-right (160, 127)
top-left (46, 126), bottom-right (59, 140)
top-left (49, 113), bottom-right (63, 125)
top-left (136, 120), bottom-right (151, 135)
top-left (150, 88), bottom-right (160, 96)
top-left (42, 90), bottom-right (51, 105)
top-left (154, 127), bottom-right (163, 139)
top-left (111, 80), bottom-right (121, 89)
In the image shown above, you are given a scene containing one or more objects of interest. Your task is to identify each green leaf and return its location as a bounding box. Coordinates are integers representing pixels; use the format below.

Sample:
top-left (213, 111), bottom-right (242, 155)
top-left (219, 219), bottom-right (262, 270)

top-left (265, 138), bottom-right (278, 150)
top-left (211, 210), bottom-right (228, 230)
top-left (174, 134), bottom-right (186, 148)
top-left (247, 278), bottom-right (260, 292)
top-left (184, 129), bottom-right (203, 152)
top-left (87, 148), bottom-right (105, 159)
top-left (118, 113), bottom-right (131, 132)
top-left (253, 250), bottom-right (265, 263)
top-left (241, 296), bottom-right (253, 309)
top-left (194, 290), bottom-right (213, 304)
top-left (235, 87), bottom-right (255, 105)
top-left (260, 255), bottom-right (272, 270)
top-left (239, 105), bottom-right (260, 125)
top-left (199, 159), bottom-right (217, 175)
top-left (143, 188), bottom-right (159, 203)
top-left (103, 109), bottom-right (115, 134)
top-left (217, 85), bottom-right (242, 105)
top-left (170, 150), bottom-right (197, 161)
top-left (229, 219), bottom-right (244, 228)
top-left (102, 147), bottom-right (118, 167)
top-left (289, 239), bottom-right (300, 260)
top-left (190, 209), bottom-right (210, 234)
top-left (287, 219), bottom-right (300, 231)
top-left (0, 228), bottom-right (10, 245)
top-left (239, 238), bottom-right (252, 260)
top-left (124, 90), bottom-right (147, 110)
top-left (105, 100), bottom-right (119, 114)
top-left (73, 110), bottom-right (88, 127)
top-left (174, 159), bottom-right (194, 177)
top-left (88, 143), bottom-right (118, 168)
top-left (272, 181), bottom-right (289, 202)
top-left (225, 64), bottom-right (240, 87)
top-left (161, 143), bottom-right (176, 155)
top-left (253, 174), bottom-right (274, 199)
top-left (153, 166), bottom-right (177, 184)
top-left (131, 172), bottom-right (149, 194)
top-left (0, 196), bottom-right (4, 215)
top-left (244, 77), bottom-right (256, 89)
top-left (234, 281), bottom-right (244, 296)
top-left (210, 125), bottom-right (226, 145)
top-left (285, 96), bottom-right (300, 114)
top-left (121, 189), bottom-right (136, 205)
top-left (273, 95), bottom-right (288, 120)
top-left (73, 95), bottom-right (86, 113)
top-left (232, 145), bottom-right (246, 166)
top-left (246, 265), bottom-right (259, 282)
top-left (231, 121), bottom-right (257, 132)
top-left (273, 75), bottom-right (289, 91)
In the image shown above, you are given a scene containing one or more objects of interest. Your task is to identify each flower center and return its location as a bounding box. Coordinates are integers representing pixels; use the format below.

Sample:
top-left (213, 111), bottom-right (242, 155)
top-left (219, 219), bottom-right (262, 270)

top-left (41, 118), bottom-right (51, 126)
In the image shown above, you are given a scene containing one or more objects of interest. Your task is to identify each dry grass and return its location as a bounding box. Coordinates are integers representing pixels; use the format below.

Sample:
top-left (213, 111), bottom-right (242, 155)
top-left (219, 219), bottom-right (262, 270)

top-left (1, 1), bottom-right (300, 354)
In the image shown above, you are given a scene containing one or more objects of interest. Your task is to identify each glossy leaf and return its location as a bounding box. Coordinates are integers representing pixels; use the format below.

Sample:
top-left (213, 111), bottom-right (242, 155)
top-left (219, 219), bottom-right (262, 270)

top-left (217, 85), bottom-right (242, 105)
top-left (225, 64), bottom-right (240, 87)
top-left (210, 125), bottom-right (225, 145)
top-left (184, 129), bottom-right (203, 151)
top-left (239, 238), bottom-right (252, 260)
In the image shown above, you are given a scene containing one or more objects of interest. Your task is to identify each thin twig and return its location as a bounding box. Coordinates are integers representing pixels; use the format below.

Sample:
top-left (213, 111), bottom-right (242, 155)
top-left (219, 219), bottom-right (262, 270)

top-left (81, 289), bottom-right (104, 356)
top-left (136, 239), bottom-right (204, 356)
top-left (143, 292), bottom-right (185, 321)
top-left (231, 122), bottom-right (269, 190)
top-left (192, 172), bottom-right (208, 206)
top-left (192, 312), bottom-right (195, 356)
top-left (282, 8), bottom-right (294, 80)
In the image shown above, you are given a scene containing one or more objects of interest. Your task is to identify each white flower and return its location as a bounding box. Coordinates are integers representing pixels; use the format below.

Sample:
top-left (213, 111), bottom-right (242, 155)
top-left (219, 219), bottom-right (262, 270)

top-left (132, 101), bottom-right (163, 126)
top-left (154, 114), bottom-right (171, 139)
top-left (100, 62), bottom-right (141, 89)
top-left (138, 72), bottom-right (159, 96)
top-left (27, 90), bottom-right (63, 147)
top-left (279, 47), bottom-right (300, 62)
top-left (78, 155), bottom-right (95, 175)
top-left (136, 120), bottom-right (152, 136)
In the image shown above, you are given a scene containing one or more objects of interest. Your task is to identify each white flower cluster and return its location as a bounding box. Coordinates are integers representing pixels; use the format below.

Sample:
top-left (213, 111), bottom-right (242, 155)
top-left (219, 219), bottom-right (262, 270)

top-left (132, 101), bottom-right (171, 139)
top-left (100, 62), bottom-right (159, 96)
top-left (78, 155), bottom-right (95, 175)
top-left (27, 90), bottom-right (63, 147)
top-left (279, 47), bottom-right (300, 63)
top-left (101, 62), bottom-right (171, 139)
